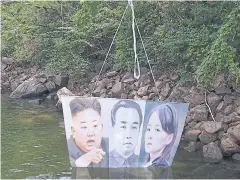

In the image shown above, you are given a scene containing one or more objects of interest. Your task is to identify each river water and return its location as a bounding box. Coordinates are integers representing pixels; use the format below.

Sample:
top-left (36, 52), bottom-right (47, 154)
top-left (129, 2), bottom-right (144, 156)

top-left (1, 94), bottom-right (240, 179)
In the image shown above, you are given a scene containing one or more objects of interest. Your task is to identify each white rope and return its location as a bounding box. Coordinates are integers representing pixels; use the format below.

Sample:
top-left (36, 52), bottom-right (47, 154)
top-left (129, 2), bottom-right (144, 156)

top-left (128, 0), bottom-right (140, 79)
top-left (135, 19), bottom-right (161, 100)
top-left (91, 5), bottom-right (129, 95)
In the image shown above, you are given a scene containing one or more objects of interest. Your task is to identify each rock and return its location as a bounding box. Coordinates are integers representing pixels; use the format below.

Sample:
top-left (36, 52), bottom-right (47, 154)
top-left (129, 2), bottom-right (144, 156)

top-left (190, 104), bottom-right (208, 122)
top-left (232, 153), bottom-right (240, 162)
top-left (184, 141), bottom-right (197, 152)
top-left (207, 93), bottom-right (222, 111)
top-left (215, 113), bottom-right (231, 124)
top-left (34, 72), bottom-right (45, 78)
top-left (184, 93), bottom-right (205, 109)
top-left (193, 122), bottom-right (204, 130)
top-left (188, 121), bottom-right (197, 128)
top-left (223, 95), bottom-right (235, 105)
top-left (111, 81), bottom-right (123, 98)
top-left (229, 112), bottom-right (240, 123)
top-left (216, 101), bottom-right (225, 112)
top-left (220, 136), bottom-right (240, 156)
top-left (101, 78), bottom-right (111, 89)
top-left (229, 121), bottom-right (240, 128)
top-left (3, 81), bottom-right (10, 88)
top-left (1, 57), bottom-right (16, 65)
top-left (45, 81), bottom-right (57, 92)
top-left (202, 121), bottom-right (223, 134)
top-left (155, 81), bottom-right (165, 89)
top-left (54, 74), bottom-right (69, 87)
top-left (9, 78), bottom-right (48, 99)
top-left (122, 77), bottom-right (135, 84)
top-left (39, 78), bottom-right (47, 84)
top-left (203, 143), bottom-right (223, 163)
top-left (234, 97), bottom-right (240, 106)
top-left (215, 86), bottom-right (232, 95)
top-left (46, 93), bottom-right (56, 100)
top-left (217, 131), bottom-right (225, 140)
top-left (139, 74), bottom-right (152, 86)
top-left (228, 124), bottom-right (240, 143)
top-left (19, 75), bottom-right (29, 82)
top-left (199, 130), bottom-right (217, 144)
top-left (224, 104), bottom-right (235, 115)
top-left (236, 107), bottom-right (240, 115)
top-left (169, 73), bottom-right (179, 81)
top-left (10, 80), bottom-right (20, 91)
top-left (234, 87), bottom-right (240, 94)
top-left (185, 129), bottom-right (201, 141)
top-left (29, 99), bottom-right (43, 105)
top-left (121, 93), bottom-right (128, 99)
top-left (160, 83), bottom-right (171, 97)
top-left (56, 87), bottom-right (74, 103)
top-left (106, 71), bottom-right (118, 78)
top-left (1, 63), bottom-right (7, 71)
top-left (142, 96), bottom-right (149, 100)
top-left (137, 85), bottom-right (149, 96)
top-left (122, 72), bottom-right (133, 81)
top-left (149, 93), bottom-right (155, 100)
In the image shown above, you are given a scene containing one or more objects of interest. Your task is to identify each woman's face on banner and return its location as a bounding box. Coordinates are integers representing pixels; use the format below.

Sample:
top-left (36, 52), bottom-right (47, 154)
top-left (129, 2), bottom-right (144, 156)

top-left (72, 108), bottom-right (102, 152)
top-left (145, 112), bottom-right (173, 154)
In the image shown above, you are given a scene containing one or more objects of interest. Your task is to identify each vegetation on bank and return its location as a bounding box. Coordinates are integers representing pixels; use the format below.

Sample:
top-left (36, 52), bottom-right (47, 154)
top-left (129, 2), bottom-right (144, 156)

top-left (1, 1), bottom-right (240, 87)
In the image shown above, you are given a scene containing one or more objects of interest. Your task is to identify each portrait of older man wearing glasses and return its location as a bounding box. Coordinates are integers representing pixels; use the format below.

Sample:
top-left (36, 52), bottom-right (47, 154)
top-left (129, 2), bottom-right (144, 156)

top-left (67, 97), bottom-right (108, 167)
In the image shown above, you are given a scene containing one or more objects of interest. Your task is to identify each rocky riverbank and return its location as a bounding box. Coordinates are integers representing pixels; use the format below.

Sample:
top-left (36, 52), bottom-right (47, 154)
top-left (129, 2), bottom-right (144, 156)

top-left (1, 57), bottom-right (240, 163)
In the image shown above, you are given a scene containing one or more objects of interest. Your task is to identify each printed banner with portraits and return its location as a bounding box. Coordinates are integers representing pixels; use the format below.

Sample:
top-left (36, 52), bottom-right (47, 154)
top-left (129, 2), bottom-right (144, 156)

top-left (61, 96), bottom-right (189, 168)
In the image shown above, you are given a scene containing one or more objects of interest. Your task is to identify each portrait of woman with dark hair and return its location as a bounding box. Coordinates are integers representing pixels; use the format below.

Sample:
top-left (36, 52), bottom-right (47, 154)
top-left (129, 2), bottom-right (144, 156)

top-left (143, 103), bottom-right (178, 167)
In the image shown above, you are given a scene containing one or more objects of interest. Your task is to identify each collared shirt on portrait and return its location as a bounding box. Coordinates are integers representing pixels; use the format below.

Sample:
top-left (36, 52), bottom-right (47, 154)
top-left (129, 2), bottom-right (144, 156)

top-left (109, 149), bottom-right (138, 168)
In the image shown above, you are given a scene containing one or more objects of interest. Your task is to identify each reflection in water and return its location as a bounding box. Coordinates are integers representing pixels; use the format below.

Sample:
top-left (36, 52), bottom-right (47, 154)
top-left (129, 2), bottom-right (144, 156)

top-left (71, 166), bottom-right (173, 179)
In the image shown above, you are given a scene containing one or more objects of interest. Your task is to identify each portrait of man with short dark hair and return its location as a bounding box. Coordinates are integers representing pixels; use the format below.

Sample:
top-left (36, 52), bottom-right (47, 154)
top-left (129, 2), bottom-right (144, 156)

top-left (67, 97), bottom-right (109, 167)
top-left (109, 100), bottom-right (143, 167)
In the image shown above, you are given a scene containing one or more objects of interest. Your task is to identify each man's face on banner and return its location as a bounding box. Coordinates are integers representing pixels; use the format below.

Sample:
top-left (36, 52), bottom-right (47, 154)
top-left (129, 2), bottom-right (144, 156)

top-left (71, 108), bottom-right (102, 152)
top-left (113, 107), bottom-right (140, 155)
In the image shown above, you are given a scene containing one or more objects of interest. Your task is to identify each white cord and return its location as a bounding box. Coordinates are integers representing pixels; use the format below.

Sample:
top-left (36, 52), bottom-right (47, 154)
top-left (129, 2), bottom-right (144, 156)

top-left (128, 0), bottom-right (140, 79)
top-left (135, 19), bottom-right (161, 100)
top-left (91, 5), bottom-right (129, 95)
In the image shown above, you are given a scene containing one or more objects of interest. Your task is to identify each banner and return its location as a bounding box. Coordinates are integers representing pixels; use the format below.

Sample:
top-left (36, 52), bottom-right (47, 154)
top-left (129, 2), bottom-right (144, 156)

top-left (61, 96), bottom-right (189, 168)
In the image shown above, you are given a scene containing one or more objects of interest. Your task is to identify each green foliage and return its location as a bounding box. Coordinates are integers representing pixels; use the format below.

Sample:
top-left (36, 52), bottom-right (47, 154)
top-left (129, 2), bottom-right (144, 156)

top-left (1, 1), bottom-right (240, 86)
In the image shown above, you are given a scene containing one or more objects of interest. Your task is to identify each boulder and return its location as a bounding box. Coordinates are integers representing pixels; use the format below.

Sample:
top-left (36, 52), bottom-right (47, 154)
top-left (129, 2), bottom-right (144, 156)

top-left (203, 143), bottom-right (223, 163)
top-left (216, 101), bottom-right (225, 113)
top-left (46, 93), bottom-right (56, 100)
top-left (184, 93), bottom-right (205, 109)
top-left (122, 72), bottom-right (134, 82)
top-left (137, 85), bottom-right (149, 96)
top-left (29, 99), bottom-right (44, 105)
top-left (2, 81), bottom-right (10, 88)
top-left (111, 81), bottom-right (123, 98)
top-left (199, 130), bottom-right (217, 144)
top-left (234, 97), bottom-right (240, 106)
top-left (190, 104), bottom-right (208, 122)
top-left (10, 80), bottom-right (20, 91)
top-left (9, 78), bottom-right (48, 99)
top-left (232, 153), bottom-right (240, 162)
top-left (39, 78), bottom-right (47, 84)
top-left (234, 87), bottom-right (240, 94)
top-left (102, 78), bottom-right (111, 89)
top-left (215, 86), bottom-right (232, 95)
top-left (220, 136), bottom-right (240, 155)
top-left (184, 141), bottom-right (197, 152)
top-left (53, 74), bottom-right (69, 87)
top-left (121, 93), bottom-right (128, 99)
top-left (1, 63), bottom-right (7, 71)
top-left (184, 129), bottom-right (201, 141)
top-left (223, 95), bottom-right (235, 105)
top-left (169, 73), bottom-right (179, 81)
top-left (236, 106), bottom-right (240, 115)
top-left (56, 87), bottom-right (74, 103)
top-left (19, 75), bottom-right (29, 82)
top-left (106, 71), bottom-right (118, 78)
top-left (215, 113), bottom-right (232, 124)
top-left (160, 83), bottom-right (171, 97)
top-left (155, 81), bottom-right (165, 89)
top-left (223, 104), bottom-right (235, 115)
top-left (228, 124), bottom-right (240, 143)
top-left (188, 121), bottom-right (197, 128)
top-left (45, 81), bottom-right (57, 92)
top-left (202, 121), bottom-right (223, 134)
top-left (1, 57), bottom-right (16, 65)
top-left (207, 93), bottom-right (222, 111)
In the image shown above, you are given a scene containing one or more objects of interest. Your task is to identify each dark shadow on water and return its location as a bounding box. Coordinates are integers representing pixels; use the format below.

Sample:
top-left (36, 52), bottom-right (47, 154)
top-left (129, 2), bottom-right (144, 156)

top-left (71, 166), bottom-right (173, 179)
